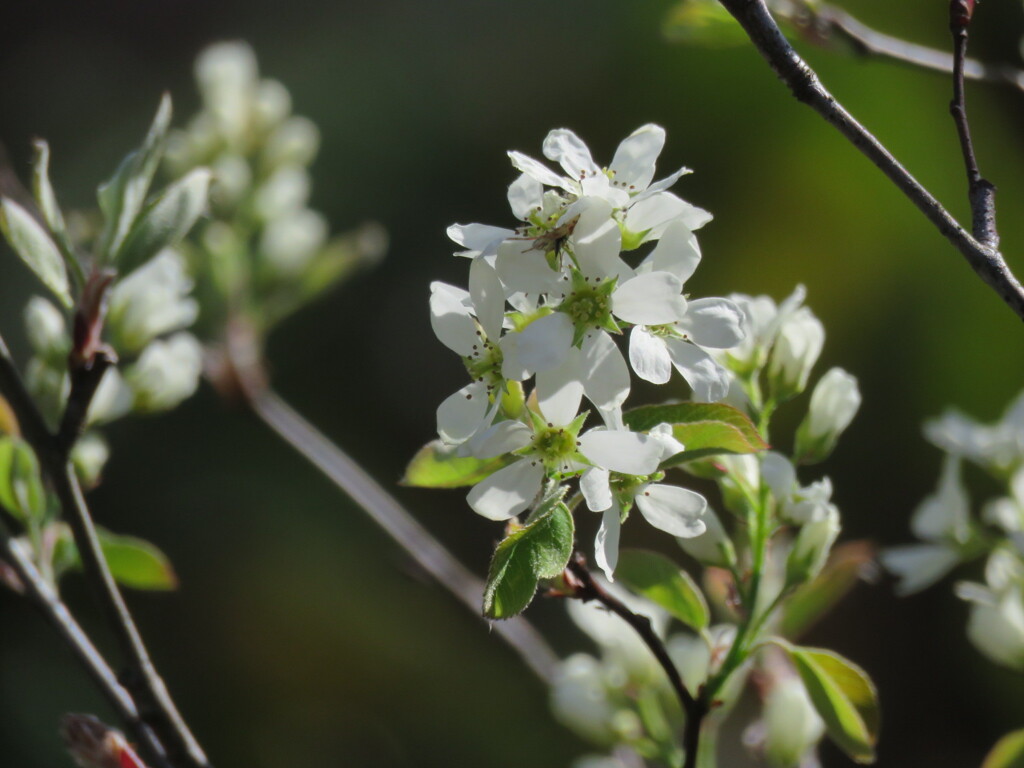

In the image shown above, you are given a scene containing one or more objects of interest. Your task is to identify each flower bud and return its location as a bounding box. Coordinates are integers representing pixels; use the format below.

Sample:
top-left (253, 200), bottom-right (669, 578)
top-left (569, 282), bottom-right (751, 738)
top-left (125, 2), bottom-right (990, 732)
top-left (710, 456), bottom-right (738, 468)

top-left (72, 433), bottom-right (110, 489)
top-left (960, 583), bottom-right (1024, 671)
top-left (795, 367), bottom-right (861, 463)
top-left (763, 676), bottom-right (825, 768)
top-left (767, 307), bottom-right (824, 401)
top-left (262, 116), bottom-right (320, 169)
top-left (126, 333), bottom-right (203, 413)
top-left (785, 506), bottom-right (840, 588)
top-left (195, 41), bottom-right (258, 143)
top-left (24, 296), bottom-right (69, 363)
top-left (107, 250), bottom-right (198, 353)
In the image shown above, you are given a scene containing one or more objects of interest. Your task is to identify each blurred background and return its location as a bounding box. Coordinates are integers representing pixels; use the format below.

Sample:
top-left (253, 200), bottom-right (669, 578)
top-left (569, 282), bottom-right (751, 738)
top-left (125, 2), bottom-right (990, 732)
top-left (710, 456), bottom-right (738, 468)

top-left (1, 0), bottom-right (1023, 765)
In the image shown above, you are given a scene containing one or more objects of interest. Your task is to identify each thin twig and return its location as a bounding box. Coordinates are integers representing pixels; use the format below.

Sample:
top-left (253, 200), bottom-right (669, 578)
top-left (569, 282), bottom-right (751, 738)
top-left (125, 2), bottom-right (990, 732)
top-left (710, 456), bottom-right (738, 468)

top-left (221, 327), bottom-right (559, 685)
top-left (0, 518), bottom-right (173, 768)
top-left (716, 0), bottom-right (1024, 323)
top-left (788, 1), bottom-right (1024, 92)
top-left (0, 333), bottom-right (210, 768)
top-left (564, 555), bottom-right (706, 768)
top-left (949, 0), bottom-right (999, 248)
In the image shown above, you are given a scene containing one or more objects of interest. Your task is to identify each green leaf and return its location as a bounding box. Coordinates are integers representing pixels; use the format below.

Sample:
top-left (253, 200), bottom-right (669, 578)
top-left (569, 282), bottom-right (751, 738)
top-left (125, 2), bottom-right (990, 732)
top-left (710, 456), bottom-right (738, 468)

top-left (623, 402), bottom-right (767, 466)
top-left (115, 168), bottom-right (211, 275)
top-left (663, 0), bottom-right (749, 47)
top-left (0, 436), bottom-right (47, 523)
top-left (0, 198), bottom-right (72, 307)
top-left (787, 646), bottom-right (880, 763)
top-left (483, 503), bottom-right (574, 619)
top-left (982, 729), bottom-right (1024, 768)
top-left (781, 541), bottom-right (874, 639)
top-left (402, 440), bottom-right (514, 488)
top-left (30, 140), bottom-right (73, 255)
top-left (98, 94), bottom-right (173, 261)
top-left (616, 549), bottom-right (709, 630)
top-left (56, 525), bottom-right (177, 590)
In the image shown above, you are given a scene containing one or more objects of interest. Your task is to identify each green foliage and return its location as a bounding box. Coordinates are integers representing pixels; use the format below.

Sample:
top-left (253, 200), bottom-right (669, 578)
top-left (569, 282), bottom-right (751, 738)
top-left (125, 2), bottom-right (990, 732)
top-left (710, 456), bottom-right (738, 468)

top-left (622, 402), bottom-right (767, 468)
top-left (30, 140), bottom-right (74, 260)
top-left (402, 440), bottom-right (514, 488)
top-left (982, 729), bottom-right (1024, 768)
top-left (482, 502), bottom-right (574, 619)
top-left (781, 541), bottom-right (873, 639)
top-left (55, 525), bottom-right (177, 591)
top-left (662, 0), bottom-right (749, 47)
top-left (0, 198), bottom-right (72, 308)
top-left (616, 549), bottom-right (709, 630)
top-left (0, 436), bottom-right (47, 524)
top-left (785, 645), bottom-right (880, 764)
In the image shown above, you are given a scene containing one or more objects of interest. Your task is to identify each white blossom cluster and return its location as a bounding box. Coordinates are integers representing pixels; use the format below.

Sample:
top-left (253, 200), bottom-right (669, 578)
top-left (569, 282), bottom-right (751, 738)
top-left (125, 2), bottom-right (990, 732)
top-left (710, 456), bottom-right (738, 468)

top-left (430, 125), bottom-right (748, 577)
top-left (885, 393), bottom-right (1024, 670)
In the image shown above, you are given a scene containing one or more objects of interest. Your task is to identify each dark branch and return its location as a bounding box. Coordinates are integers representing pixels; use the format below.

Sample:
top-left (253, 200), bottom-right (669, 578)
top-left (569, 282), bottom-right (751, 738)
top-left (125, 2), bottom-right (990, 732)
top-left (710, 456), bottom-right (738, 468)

top-left (949, 0), bottom-right (999, 248)
top-left (716, 0), bottom-right (1024, 322)
top-left (565, 555), bottom-right (706, 768)
top-left (220, 324), bottom-right (559, 685)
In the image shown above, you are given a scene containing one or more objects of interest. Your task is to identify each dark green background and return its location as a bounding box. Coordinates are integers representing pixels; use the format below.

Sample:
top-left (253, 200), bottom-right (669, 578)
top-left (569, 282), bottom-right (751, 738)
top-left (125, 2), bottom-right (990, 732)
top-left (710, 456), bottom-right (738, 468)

top-left (1, 1), bottom-right (1023, 766)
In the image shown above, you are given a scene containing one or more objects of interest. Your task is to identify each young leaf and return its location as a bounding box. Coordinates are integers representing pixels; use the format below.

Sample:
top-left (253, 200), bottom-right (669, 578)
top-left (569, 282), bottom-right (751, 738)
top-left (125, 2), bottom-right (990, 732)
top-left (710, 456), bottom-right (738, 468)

top-left (483, 503), bottom-right (574, 619)
top-left (786, 646), bottom-right (880, 764)
top-left (663, 0), bottom-right (749, 47)
top-left (115, 168), bottom-right (211, 275)
top-left (616, 549), bottom-right (709, 630)
top-left (0, 436), bottom-right (47, 523)
top-left (30, 140), bottom-right (73, 256)
top-left (56, 525), bottom-right (177, 590)
top-left (622, 403), bottom-right (767, 466)
top-left (98, 94), bottom-right (173, 260)
top-left (781, 541), bottom-right (874, 639)
top-left (0, 198), bottom-right (72, 307)
top-left (402, 440), bottom-right (514, 488)
top-left (982, 728), bottom-right (1024, 768)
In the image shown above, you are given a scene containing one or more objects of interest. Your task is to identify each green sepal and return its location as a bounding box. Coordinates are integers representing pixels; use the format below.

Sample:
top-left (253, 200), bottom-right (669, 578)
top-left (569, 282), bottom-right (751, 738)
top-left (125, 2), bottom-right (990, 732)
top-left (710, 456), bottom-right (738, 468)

top-left (619, 225), bottom-right (651, 252)
top-left (482, 502), bottom-right (574, 619)
top-left (982, 729), bottom-right (1024, 768)
top-left (783, 643), bottom-right (880, 764)
top-left (97, 94), bottom-right (173, 262)
top-left (55, 524), bottom-right (178, 590)
top-left (115, 168), bottom-right (212, 276)
top-left (401, 440), bottom-right (514, 488)
top-left (0, 436), bottom-right (47, 524)
top-left (0, 198), bottom-right (72, 308)
top-left (616, 548), bottom-right (709, 630)
top-left (622, 402), bottom-right (767, 467)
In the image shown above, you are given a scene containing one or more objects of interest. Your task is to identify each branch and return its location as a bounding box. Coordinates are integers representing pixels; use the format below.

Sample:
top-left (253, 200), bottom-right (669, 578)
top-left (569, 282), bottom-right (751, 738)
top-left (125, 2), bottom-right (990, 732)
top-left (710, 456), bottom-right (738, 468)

top-left (564, 555), bottom-right (706, 768)
top-left (219, 326), bottom-right (559, 685)
top-left (791, 1), bottom-right (1024, 92)
top-left (0, 334), bottom-right (210, 768)
top-left (717, 0), bottom-right (1024, 323)
top-left (0, 519), bottom-right (173, 768)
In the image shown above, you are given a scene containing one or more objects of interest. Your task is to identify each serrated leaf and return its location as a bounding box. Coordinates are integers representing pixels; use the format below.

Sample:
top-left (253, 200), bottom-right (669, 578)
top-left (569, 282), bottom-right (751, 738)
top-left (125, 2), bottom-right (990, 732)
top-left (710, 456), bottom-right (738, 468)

top-left (0, 436), bottom-right (46, 523)
top-left (617, 548), bottom-right (709, 630)
top-left (115, 168), bottom-right (211, 275)
top-left (98, 94), bottom-right (173, 260)
top-left (787, 646), bottom-right (880, 763)
top-left (663, 0), bottom-right (749, 47)
top-left (623, 402), bottom-right (767, 464)
top-left (781, 541), bottom-right (874, 639)
top-left (982, 729), bottom-right (1024, 768)
top-left (402, 440), bottom-right (514, 488)
top-left (483, 503), bottom-right (574, 619)
top-left (0, 198), bottom-right (72, 307)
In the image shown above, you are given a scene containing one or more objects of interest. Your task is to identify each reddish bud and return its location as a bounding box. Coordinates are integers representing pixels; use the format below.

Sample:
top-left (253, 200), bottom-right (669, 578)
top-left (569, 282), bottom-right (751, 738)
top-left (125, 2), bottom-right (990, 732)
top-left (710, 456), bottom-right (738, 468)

top-left (951, 0), bottom-right (977, 29)
top-left (60, 714), bottom-right (149, 768)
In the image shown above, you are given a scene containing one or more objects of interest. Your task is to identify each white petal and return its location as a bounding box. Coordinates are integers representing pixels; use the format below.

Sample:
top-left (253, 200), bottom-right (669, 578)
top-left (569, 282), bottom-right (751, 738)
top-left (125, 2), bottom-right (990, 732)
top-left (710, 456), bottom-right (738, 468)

top-left (437, 382), bottom-right (489, 444)
top-left (500, 312), bottom-right (574, 380)
top-left (612, 272), bottom-right (688, 325)
top-left (446, 223), bottom-right (514, 256)
top-left (580, 331), bottom-right (630, 410)
top-left (536, 350), bottom-right (584, 425)
top-left (627, 192), bottom-right (712, 242)
top-left (633, 166), bottom-right (692, 203)
top-left (508, 173), bottom-right (543, 220)
top-left (678, 298), bottom-right (746, 349)
top-left (666, 339), bottom-right (730, 402)
top-left (581, 467), bottom-right (613, 512)
top-left (508, 150), bottom-right (568, 189)
top-left (467, 459), bottom-right (545, 521)
top-left (429, 282), bottom-right (476, 355)
top-left (579, 430), bottom-right (662, 475)
top-left (880, 544), bottom-right (961, 596)
top-left (629, 327), bottom-right (672, 385)
top-left (469, 258), bottom-right (506, 342)
top-left (495, 238), bottom-right (563, 297)
top-left (610, 124), bottom-right (665, 191)
top-left (471, 419), bottom-right (533, 458)
top-left (647, 220), bottom-right (702, 283)
top-left (543, 128), bottom-right (599, 179)
top-left (595, 507), bottom-right (622, 581)
top-left (635, 484), bottom-right (707, 538)
top-left (573, 198), bottom-right (632, 283)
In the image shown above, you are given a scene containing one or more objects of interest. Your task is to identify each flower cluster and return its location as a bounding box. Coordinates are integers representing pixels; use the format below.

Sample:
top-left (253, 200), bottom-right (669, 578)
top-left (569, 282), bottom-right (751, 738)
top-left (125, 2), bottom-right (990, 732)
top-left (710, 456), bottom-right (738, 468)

top-left (885, 392), bottom-right (1024, 669)
top-left (430, 125), bottom-right (748, 576)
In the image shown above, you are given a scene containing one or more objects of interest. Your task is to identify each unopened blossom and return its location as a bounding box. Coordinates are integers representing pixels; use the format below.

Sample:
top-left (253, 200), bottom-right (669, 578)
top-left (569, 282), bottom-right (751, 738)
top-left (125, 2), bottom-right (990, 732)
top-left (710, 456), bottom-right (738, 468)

top-left (795, 367), bottom-right (861, 463)
top-left (762, 675), bottom-right (825, 768)
top-left (957, 549), bottom-right (1024, 670)
top-left (126, 333), bottom-right (204, 413)
top-left (718, 285), bottom-right (808, 376)
top-left (767, 306), bottom-right (824, 401)
top-left (107, 249), bottom-right (198, 352)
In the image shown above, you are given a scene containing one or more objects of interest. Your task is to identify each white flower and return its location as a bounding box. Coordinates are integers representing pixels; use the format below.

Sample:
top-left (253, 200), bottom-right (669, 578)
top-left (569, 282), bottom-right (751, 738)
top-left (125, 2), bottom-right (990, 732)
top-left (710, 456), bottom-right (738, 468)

top-left (718, 285), bottom-right (808, 375)
top-left (550, 655), bottom-right (618, 744)
top-left (108, 249), bottom-right (199, 352)
top-left (785, 506), bottom-right (840, 587)
top-left (795, 367), bottom-right (861, 462)
top-left (924, 391), bottom-right (1024, 476)
top-left (957, 550), bottom-right (1024, 670)
top-left (762, 675), bottom-right (825, 768)
top-left (125, 333), bottom-right (204, 413)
